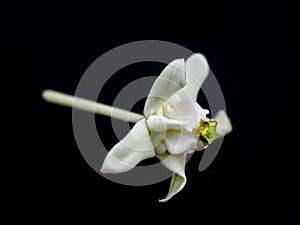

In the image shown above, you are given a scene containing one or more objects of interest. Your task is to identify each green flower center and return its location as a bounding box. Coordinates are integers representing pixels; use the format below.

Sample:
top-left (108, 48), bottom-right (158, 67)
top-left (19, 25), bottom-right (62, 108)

top-left (198, 119), bottom-right (218, 146)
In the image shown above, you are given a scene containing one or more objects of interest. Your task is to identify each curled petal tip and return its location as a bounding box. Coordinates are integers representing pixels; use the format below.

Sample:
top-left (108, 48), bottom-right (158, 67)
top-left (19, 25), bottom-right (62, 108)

top-left (215, 110), bottom-right (232, 137)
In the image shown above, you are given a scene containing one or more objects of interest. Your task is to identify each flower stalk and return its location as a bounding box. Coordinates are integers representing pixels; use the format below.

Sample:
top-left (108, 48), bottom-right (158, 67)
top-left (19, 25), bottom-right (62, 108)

top-left (42, 90), bottom-right (143, 123)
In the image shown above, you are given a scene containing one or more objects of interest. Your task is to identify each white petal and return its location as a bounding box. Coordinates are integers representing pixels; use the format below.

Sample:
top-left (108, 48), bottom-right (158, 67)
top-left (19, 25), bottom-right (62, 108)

top-left (164, 131), bottom-right (198, 154)
top-left (156, 142), bottom-right (167, 155)
top-left (163, 90), bottom-right (209, 126)
top-left (150, 131), bottom-right (166, 148)
top-left (144, 59), bottom-right (186, 116)
top-left (184, 53), bottom-right (209, 100)
top-left (147, 115), bottom-right (168, 132)
top-left (157, 153), bottom-right (187, 202)
top-left (101, 119), bottom-right (155, 173)
top-left (215, 110), bottom-right (232, 137)
top-left (147, 115), bottom-right (184, 132)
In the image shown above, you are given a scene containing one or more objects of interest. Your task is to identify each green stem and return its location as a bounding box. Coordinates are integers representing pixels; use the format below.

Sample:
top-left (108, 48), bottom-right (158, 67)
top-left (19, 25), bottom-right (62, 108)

top-left (42, 90), bottom-right (143, 123)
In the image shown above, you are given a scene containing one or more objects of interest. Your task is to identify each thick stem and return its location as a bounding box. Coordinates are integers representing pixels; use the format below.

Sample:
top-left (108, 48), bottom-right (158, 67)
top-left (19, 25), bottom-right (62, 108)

top-left (42, 90), bottom-right (143, 123)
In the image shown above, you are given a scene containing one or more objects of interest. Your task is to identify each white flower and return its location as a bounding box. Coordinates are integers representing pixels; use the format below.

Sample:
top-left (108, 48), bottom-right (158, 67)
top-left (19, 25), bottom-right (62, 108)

top-left (100, 54), bottom-right (232, 202)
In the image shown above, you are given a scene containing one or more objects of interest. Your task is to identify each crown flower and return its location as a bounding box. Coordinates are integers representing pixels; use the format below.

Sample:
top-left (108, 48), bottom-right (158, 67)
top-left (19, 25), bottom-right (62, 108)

top-left (42, 53), bottom-right (232, 202)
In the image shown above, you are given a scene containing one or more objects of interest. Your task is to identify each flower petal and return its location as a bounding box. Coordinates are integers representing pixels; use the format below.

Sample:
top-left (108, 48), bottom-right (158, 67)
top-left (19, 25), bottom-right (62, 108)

top-left (147, 115), bottom-right (188, 132)
top-left (101, 119), bottom-right (155, 173)
top-left (144, 59), bottom-right (186, 116)
top-left (157, 153), bottom-right (187, 202)
top-left (163, 90), bottom-right (209, 127)
top-left (184, 53), bottom-right (209, 100)
top-left (150, 131), bottom-right (166, 148)
top-left (214, 110), bottom-right (232, 138)
top-left (164, 131), bottom-right (198, 154)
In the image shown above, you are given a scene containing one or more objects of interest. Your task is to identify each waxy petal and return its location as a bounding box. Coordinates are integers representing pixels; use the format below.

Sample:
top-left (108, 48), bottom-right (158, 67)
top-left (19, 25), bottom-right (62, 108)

top-left (157, 153), bottom-right (187, 202)
top-left (163, 90), bottom-right (209, 126)
top-left (164, 131), bottom-right (198, 154)
top-left (215, 110), bottom-right (232, 137)
top-left (184, 53), bottom-right (209, 100)
top-left (101, 119), bottom-right (155, 173)
top-left (150, 131), bottom-right (166, 148)
top-left (144, 59), bottom-right (186, 116)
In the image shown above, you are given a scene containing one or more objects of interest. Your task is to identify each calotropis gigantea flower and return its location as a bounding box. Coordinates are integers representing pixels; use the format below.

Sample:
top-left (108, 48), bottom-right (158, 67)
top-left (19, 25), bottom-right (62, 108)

top-left (100, 54), bottom-right (232, 202)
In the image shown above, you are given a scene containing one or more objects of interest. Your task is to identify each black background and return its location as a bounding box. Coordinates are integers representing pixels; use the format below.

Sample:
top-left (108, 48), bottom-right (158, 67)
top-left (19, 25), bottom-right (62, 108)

top-left (3, 0), bottom-right (298, 224)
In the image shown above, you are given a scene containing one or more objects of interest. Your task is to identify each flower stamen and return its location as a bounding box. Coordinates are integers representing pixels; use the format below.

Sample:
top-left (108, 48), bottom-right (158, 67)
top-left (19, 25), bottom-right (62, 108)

top-left (198, 119), bottom-right (218, 146)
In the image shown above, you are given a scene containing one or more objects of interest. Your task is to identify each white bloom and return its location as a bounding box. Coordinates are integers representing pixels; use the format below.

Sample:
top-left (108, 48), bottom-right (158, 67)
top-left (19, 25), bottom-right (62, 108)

top-left (101, 54), bottom-right (232, 202)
